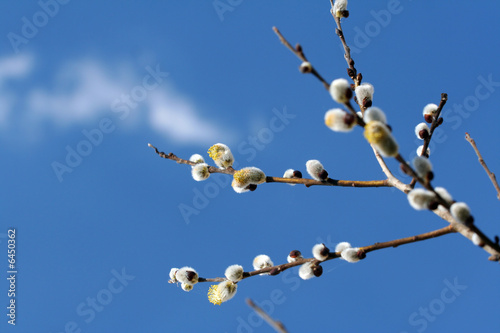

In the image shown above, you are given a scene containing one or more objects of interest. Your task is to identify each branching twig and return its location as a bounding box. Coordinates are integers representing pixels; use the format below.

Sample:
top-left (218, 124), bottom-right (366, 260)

top-left (273, 26), bottom-right (330, 91)
top-left (149, 143), bottom-right (391, 188)
top-left (246, 299), bottom-right (288, 333)
top-left (183, 225), bottom-right (456, 284)
top-left (465, 132), bottom-right (500, 200)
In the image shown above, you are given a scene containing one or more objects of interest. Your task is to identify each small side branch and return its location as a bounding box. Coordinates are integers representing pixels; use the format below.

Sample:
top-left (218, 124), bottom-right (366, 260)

top-left (246, 299), bottom-right (288, 333)
top-left (465, 133), bottom-right (500, 200)
top-left (272, 26), bottom-right (330, 91)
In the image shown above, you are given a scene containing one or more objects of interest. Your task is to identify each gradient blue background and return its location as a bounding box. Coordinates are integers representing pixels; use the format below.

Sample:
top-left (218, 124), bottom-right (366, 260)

top-left (1, 1), bottom-right (499, 332)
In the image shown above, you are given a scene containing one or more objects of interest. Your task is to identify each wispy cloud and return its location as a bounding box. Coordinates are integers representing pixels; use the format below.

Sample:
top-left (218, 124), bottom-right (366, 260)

top-left (0, 54), bottom-right (233, 145)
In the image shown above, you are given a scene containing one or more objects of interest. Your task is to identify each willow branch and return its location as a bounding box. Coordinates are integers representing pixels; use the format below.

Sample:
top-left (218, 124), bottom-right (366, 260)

top-left (149, 143), bottom-right (391, 188)
top-left (186, 225), bottom-right (456, 284)
top-left (465, 132), bottom-right (500, 200)
top-left (246, 299), bottom-right (288, 333)
top-left (272, 26), bottom-right (330, 91)
top-left (330, 1), bottom-right (359, 86)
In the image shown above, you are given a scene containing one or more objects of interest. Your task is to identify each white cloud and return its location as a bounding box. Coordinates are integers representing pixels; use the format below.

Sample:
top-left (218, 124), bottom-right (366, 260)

top-left (148, 87), bottom-right (232, 144)
top-left (27, 60), bottom-right (126, 126)
top-left (0, 54), bottom-right (232, 145)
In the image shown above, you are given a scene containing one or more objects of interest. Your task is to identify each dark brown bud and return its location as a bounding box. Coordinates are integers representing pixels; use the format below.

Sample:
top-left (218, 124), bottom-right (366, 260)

top-left (289, 250), bottom-right (302, 258)
top-left (427, 171), bottom-right (434, 182)
top-left (386, 124), bottom-right (392, 132)
top-left (363, 98), bottom-right (372, 108)
top-left (419, 129), bottom-right (430, 139)
top-left (186, 271), bottom-right (197, 282)
top-left (465, 215), bottom-right (474, 226)
top-left (347, 68), bottom-right (355, 78)
top-left (318, 169), bottom-right (329, 180)
top-left (292, 170), bottom-right (302, 178)
top-left (341, 10), bottom-right (349, 18)
top-left (269, 268), bottom-right (280, 276)
top-left (356, 250), bottom-right (366, 260)
top-left (437, 117), bottom-right (444, 125)
top-left (349, 59), bottom-right (355, 66)
top-left (247, 184), bottom-right (257, 191)
top-left (424, 114), bottom-right (434, 123)
top-left (344, 113), bottom-right (356, 127)
top-left (428, 201), bottom-right (439, 211)
top-left (345, 88), bottom-right (353, 100)
top-left (295, 43), bottom-right (302, 53)
top-left (319, 244), bottom-right (330, 257)
top-left (312, 265), bottom-right (323, 277)
top-left (357, 72), bottom-right (362, 83)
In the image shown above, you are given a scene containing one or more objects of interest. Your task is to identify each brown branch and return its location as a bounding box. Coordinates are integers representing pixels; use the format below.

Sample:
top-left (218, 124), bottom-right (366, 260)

top-left (465, 132), bottom-right (500, 200)
top-left (246, 299), bottom-right (289, 333)
top-left (186, 225), bottom-right (456, 284)
top-left (266, 176), bottom-right (389, 188)
top-left (361, 225), bottom-right (454, 253)
top-left (330, 1), bottom-right (359, 86)
top-left (272, 26), bottom-right (330, 91)
top-left (149, 143), bottom-right (391, 188)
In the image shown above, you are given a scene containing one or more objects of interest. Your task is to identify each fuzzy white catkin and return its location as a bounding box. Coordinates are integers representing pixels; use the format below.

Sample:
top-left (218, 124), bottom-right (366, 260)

top-left (423, 103), bottom-right (438, 117)
top-left (208, 143), bottom-right (234, 169)
top-left (306, 160), bottom-right (327, 181)
top-left (341, 248), bottom-right (360, 263)
top-left (355, 83), bottom-right (374, 103)
top-left (175, 267), bottom-right (199, 285)
top-left (414, 123), bottom-right (430, 140)
top-left (189, 154), bottom-right (205, 165)
top-left (329, 78), bottom-right (351, 103)
top-left (225, 265), bottom-right (244, 282)
top-left (298, 262), bottom-right (315, 280)
top-left (253, 255), bottom-right (273, 271)
top-left (407, 188), bottom-right (436, 210)
top-left (363, 107), bottom-right (386, 124)
top-left (413, 156), bottom-right (432, 178)
top-left (324, 108), bottom-right (356, 132)
top-left (312, 243), bottom-right (330, 261)
top-left (232, 167), bottom-right (266, 188)
top-left (450, 202), bottom-right (471, 224)
top-left (333, 0), bottom-right (348, 14)
top-left (191, 163), bottom-right (210, 181)
top-left (417, 145), bottom-right (430, 157)
top-left (335, 242), bottom-right (351, 253)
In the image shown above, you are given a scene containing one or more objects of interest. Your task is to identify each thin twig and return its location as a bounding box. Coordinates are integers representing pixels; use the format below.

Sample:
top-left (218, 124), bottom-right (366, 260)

top-left (272, 26), bottom-right (330, 90)
top-left (181, 225), bottom-right (456, 284)
top-left (465, 132), bottom-right (500, 200)
top-left (149, 143), bottom-right (391, 188)
top-left (330, 1), bottom-right (359, 86)
top-left (246, 299), bottom-right (288, 333)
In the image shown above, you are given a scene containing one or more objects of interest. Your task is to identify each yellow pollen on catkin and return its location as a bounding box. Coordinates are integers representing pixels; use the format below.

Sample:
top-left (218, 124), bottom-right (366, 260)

top-left (208, 145), bottom-right (223, 160)
top-left (207, 285), bottom-right (222, 305)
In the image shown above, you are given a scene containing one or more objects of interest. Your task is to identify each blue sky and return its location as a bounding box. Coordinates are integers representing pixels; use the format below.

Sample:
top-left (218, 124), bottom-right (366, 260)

top-left (1, 1), bottom-right (500, 332)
